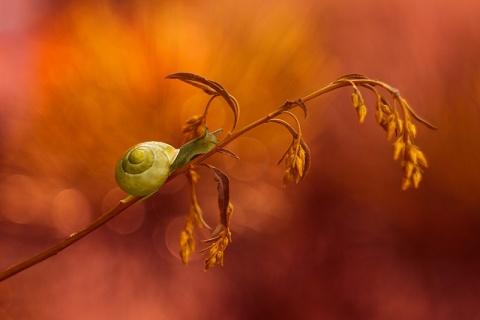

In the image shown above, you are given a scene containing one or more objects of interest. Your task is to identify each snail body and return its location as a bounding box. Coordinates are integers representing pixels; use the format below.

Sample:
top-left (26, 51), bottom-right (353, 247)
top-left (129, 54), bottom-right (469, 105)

top-left (115, 127), bottom-right (221, 196)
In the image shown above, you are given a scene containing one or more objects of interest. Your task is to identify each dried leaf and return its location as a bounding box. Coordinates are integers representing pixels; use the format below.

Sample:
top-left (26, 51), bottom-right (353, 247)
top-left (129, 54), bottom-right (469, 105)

top-left (166, 73), bottom-right (239, 131)
top-left (216, 148), bottom-right (240, 159)
top-left (399, 97), bottom-right (438, 130)
top-left (336, 73), bottom-right (369, 80)
top-left (300, 138), bottom-right (311, 178)
top-left (270, 118), bottom-right (299, 138)
top-left (200, 164), bottom-right (231, 228)
top-left (290, 99), bottom-right (308, 118)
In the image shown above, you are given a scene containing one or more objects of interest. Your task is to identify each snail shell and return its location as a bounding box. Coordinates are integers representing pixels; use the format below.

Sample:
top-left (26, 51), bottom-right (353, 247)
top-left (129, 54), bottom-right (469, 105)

top-left (115, 127), bottom-right (221, 197)
top-left (115, 141), bottom-right (179, 196)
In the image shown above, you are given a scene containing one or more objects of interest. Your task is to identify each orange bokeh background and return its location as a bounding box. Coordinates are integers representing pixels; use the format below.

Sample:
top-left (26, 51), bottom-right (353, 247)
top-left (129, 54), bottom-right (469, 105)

top-left (1, 0), bottom-right (479, 319)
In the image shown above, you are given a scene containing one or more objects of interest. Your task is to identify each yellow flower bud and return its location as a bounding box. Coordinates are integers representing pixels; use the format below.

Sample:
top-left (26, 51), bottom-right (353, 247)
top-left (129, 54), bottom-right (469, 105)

top-left (392, 137), bottom-right (405, 160)
top-left (356, 105), bottom-right (367, 123)
top-left (380, 103), bottom-right (392, 115)
top-left (408, 122), bottom-right (417, 138)
top-left (351, 92), bottom-right (361, 108)
top-left (401, 178), bottom-right (411, 191)
top-left (386, 121), bottom-right (396, 140)
top-left (412, 168), bottom-right (422, 188)
top-left (395, 118), bottom-right (404, 136)
top-left (375, 107), bottom-right (383, 124)
top-left (404, 161), bottom-right (414, 179)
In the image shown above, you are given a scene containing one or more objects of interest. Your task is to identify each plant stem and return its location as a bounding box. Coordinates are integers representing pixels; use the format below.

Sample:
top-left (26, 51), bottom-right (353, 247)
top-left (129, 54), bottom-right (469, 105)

top-left (0, 196), bottom-right (141, 282)
top-left (0, 76), bottom-right (432, 282)
top-left (169, 80), bottom-right (350, 177)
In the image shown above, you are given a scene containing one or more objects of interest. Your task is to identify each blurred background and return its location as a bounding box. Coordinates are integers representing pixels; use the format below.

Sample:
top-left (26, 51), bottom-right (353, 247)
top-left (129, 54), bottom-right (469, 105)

top-left (1, 0), bottom-right (479, 319)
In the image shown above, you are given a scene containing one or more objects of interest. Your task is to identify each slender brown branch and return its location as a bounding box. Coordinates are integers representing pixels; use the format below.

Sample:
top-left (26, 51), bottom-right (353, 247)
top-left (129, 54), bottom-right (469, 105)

top-left (0, 75), bottom-right (435, 281)
top-left (300, 81), bottom-right (349, 103)
top-left (0, 196), bottom-right (142, 282)
top-left (0, 93), bottom-right (305, 281)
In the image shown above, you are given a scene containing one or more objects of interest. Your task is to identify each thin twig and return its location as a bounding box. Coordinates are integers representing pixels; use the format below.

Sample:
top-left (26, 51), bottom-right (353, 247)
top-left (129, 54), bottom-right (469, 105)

top-left (0, 196), bottom-right (141, 281)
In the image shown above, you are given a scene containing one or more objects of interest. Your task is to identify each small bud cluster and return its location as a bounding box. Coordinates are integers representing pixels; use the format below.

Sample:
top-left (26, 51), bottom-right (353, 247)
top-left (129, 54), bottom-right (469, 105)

top-left (179, 170), bottom-right (210, 265)
top-left (351, 90), bottom-right (367, 123)
top-left (182, 115), bottom-right (206, 143)
top-left (347, 82), bottom-right (432, 190)
top-left (202, 203), bottom-right (233, 270)
top-left (374, 95), bottom-right (404, 140)
top-left (282, 137), bottom-right (308, 187)
top-left (397, 99), bottom-right (429, 190)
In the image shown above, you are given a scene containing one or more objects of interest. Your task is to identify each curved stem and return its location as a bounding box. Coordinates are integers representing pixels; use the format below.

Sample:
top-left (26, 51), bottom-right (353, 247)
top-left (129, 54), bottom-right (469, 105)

top-left (169, 81), bottom-right (356, 176)
top-left (300, 81), bottom-right (349, 103)
top-left (168, 108), bottom-right (282, 181)
top-left (0, 76), bottom-right (436, 281)
top-left (0, 102), bottom-right (280, 282)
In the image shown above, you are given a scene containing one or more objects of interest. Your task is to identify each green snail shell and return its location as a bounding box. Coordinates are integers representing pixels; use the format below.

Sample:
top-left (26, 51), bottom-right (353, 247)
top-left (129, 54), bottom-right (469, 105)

top-left (115, 127), bottom-right (221, 197)
top-left (115, 141), bottom-right (179, 196)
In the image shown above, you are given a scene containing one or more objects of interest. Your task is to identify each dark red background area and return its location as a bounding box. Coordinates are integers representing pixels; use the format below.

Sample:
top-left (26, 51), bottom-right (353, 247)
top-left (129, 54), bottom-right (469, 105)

top-left (1, 1), bottom-right (479, 319)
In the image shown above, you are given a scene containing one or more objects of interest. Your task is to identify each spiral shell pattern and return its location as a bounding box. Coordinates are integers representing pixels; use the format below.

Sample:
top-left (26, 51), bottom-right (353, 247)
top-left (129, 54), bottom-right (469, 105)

top-left (115, 141), bottom-right (179, 196)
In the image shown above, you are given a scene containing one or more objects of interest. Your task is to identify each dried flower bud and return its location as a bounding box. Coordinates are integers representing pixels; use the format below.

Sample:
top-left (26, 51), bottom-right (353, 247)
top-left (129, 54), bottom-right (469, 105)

top-left (179, 223), bottom-right (195, 265)
top-left (403, 160), bottom-right (415, 179)
top-left (401, 177), bottom-right (411, 191)
top-left (356, 104), bottom-right (367, 123)
top-left (351, 92), bottom-right (361, 108)
top-left (393, 137), bottom-right (405, 160)
top-left (408, 122), bottom-right (417, 138)
top-left (395, 118), bottom-right (404, 136)
top-left (406, 146), bottom-right (421, 165)
top-left (203, 228), bottom-right (232, 270)
top-left (182, 115), bottom-right (206, 142)
top-left (375, 107), bottom-right (384, 124)
top-left (415, 149), bottom-right (428, 168)
top-left (281, 138), bottom-right (308, 187)
top-left (380, 103), bottom-right (393, 115)
top-left (386, 121), bottom-right (397, 140)
top-left (412, 168), bottom-right (422, 188)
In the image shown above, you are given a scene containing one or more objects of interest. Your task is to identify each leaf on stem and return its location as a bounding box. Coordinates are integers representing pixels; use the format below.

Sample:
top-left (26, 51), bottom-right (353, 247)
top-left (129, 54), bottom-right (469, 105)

top-left (200, 164), bottom-right (232, 228)
top-left (166, 72), bottom-right (240, 132)
top-left (279, 99), bottom-right (308, 118)
top-left (197, 164), bottom-right (234, 270)
top-left (216, 148), bottom-right (240, 159)
top-left (336, 73), bottom-right (369, 81)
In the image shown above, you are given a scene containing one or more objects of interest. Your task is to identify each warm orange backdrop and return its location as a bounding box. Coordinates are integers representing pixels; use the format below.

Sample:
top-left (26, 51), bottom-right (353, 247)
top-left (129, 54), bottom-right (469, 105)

top-left (1, 0), bottom-right (479, 319)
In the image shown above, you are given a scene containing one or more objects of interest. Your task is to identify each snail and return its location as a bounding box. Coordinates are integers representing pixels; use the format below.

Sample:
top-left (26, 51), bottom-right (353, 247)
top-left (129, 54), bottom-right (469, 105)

top-left (115, 127), bottom-right (221, 197)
